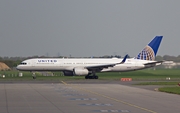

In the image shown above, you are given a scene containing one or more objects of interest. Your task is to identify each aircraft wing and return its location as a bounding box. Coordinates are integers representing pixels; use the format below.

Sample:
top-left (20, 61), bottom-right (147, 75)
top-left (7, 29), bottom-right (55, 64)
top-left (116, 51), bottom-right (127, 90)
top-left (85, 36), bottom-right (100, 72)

top-left (85, 54), bottom-right (128, 71)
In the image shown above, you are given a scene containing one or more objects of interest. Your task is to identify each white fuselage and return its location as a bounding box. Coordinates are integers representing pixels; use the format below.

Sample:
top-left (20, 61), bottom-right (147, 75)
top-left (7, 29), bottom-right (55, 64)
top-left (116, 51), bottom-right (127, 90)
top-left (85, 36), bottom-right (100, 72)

top-left (16, 58), bottom-right (157, 72)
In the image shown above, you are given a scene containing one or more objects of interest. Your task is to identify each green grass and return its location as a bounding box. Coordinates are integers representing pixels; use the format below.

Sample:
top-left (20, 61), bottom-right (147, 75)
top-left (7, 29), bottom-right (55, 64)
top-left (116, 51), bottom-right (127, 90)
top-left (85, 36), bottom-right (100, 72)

top-left (1, 69), bottom-right (180, 95)
top-left (0, 70), bottom-right (86, 81)
top-left (1, 69), bottom-right (180, 81)
top-left (97, 69), bottom-right (180, 80)
top-left (159, 87), bottom-right (180, 95)
top-left (135, 82), bottom-right (179, 85)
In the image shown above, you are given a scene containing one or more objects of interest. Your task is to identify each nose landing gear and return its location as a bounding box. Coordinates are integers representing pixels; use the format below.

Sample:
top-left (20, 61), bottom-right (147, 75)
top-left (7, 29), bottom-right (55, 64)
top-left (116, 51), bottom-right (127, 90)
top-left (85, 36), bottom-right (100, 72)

top-left (32, 72), bottom-right (36, 79)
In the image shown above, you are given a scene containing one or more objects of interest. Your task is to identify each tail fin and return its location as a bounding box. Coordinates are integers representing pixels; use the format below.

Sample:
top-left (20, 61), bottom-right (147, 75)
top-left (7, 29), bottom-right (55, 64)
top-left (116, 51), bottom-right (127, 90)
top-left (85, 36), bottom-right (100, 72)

top-left (136, 36), bottom-right (163, 61)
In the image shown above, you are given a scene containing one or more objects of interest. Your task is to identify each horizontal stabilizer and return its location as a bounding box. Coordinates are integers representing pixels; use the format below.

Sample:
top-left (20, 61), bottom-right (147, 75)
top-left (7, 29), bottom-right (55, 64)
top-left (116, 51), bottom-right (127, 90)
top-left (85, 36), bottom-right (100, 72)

top-left (144, 61), bottom-right (164, 66)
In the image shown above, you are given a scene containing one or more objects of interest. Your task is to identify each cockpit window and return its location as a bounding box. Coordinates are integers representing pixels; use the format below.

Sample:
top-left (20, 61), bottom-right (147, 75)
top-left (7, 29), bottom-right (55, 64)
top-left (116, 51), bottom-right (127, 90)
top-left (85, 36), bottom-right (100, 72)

top-left (20, 62), bottom-right (27, 65)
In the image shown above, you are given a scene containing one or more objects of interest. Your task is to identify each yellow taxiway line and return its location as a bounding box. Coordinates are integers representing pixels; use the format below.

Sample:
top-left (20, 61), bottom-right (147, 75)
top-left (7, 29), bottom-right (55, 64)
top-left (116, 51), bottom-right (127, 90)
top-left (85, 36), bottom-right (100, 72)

top-left (61, 81), bottom-right (156, 113)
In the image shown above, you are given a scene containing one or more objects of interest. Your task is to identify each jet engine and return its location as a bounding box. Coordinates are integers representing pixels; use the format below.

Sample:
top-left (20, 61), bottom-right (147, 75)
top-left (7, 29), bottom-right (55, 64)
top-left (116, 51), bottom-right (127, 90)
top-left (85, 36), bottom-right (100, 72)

top-left (73, 68), bottom-right (89, 76)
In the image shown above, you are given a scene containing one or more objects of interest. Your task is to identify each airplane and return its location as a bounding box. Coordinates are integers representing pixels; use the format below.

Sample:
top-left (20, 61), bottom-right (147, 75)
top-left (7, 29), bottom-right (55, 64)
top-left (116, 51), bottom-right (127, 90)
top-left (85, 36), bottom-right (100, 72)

top-left (16, 36), bottom-right (163, 79)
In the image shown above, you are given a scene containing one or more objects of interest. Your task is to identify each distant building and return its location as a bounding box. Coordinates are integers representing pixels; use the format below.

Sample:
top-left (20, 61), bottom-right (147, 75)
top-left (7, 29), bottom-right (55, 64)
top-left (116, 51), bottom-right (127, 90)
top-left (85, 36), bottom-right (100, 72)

top-left (162, 61), bottom-right (176, 69)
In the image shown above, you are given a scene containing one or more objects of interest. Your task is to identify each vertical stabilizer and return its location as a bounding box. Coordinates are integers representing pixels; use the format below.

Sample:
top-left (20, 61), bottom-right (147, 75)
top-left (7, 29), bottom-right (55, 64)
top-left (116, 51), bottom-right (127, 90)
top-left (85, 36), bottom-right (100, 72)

top-left (136, 36), bottom-right (163, 61)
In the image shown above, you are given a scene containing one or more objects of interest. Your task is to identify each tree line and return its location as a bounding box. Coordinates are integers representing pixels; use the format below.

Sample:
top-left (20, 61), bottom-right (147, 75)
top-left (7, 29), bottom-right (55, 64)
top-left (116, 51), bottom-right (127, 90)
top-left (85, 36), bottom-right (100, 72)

top-left (156, 55), bottom-right (180, 62)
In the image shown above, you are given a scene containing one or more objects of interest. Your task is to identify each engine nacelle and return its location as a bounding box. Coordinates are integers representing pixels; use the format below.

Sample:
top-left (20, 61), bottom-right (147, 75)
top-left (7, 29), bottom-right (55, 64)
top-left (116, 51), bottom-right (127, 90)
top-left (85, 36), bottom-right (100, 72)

top-left (63, 71), bottom-right (74, 76)
top-left (73, 68), bottom-right (89, 76)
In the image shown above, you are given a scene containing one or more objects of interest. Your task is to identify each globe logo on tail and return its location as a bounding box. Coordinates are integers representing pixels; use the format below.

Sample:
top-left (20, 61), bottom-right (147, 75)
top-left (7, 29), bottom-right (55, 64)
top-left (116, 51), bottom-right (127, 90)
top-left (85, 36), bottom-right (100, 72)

top-left (136, 46), bottom-right (155, 61)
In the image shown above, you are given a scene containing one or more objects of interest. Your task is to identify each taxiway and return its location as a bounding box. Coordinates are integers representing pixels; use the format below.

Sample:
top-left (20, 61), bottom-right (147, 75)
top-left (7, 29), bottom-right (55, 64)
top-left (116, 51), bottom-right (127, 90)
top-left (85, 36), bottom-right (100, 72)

top-left (0, 81), bottom-right (179, 113)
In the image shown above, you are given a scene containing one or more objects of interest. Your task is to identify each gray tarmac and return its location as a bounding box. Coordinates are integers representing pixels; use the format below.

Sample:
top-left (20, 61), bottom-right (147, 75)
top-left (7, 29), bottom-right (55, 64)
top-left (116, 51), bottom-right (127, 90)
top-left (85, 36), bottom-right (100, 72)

top-left (0, 81), bottom-right (180, 113)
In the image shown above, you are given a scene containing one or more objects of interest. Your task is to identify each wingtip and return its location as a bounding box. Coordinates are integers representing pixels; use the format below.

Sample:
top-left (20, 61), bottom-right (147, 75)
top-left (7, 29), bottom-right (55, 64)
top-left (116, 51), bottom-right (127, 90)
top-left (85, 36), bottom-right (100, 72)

top-left (115, 54), bottom-right (128, 65)
top-left (121, 54), bottom-right (128, 63)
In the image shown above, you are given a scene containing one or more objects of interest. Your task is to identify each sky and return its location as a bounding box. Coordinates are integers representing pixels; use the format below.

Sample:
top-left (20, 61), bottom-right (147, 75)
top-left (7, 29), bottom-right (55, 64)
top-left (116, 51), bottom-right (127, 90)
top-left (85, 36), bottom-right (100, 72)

top-left (0, 0), bottom-right (180, 57)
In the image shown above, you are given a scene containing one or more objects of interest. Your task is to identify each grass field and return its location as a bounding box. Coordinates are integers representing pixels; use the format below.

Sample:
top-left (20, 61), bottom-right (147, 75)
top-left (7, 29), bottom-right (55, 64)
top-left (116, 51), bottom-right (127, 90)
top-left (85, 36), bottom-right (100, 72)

top-left (98, 69), bottom-right (180, 80)
top-left (159, 87), bottom-right (180, 95)
top-left (135, 82), bottom-right (179, 85)
top-left (0, 69), bottom-right (180, 80)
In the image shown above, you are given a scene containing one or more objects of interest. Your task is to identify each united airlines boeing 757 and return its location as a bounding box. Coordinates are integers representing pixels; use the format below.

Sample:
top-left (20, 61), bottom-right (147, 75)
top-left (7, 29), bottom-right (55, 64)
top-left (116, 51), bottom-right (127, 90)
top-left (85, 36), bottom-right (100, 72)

top-left (17, 36), bottom-right (163, 79)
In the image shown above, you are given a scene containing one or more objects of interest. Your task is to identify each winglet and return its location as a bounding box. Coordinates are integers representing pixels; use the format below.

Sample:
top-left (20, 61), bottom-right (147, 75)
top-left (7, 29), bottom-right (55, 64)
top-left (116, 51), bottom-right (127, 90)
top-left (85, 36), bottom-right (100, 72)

top-left (118, 54), bottom-right (128, 64)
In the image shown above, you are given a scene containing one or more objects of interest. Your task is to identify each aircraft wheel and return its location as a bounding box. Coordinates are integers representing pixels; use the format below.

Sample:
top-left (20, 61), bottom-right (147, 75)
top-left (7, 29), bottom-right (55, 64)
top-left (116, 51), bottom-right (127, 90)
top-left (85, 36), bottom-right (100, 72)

top-left (85, 76), bottom-right (89, 79)
top-left (33, 76), bottom-right (36, 79)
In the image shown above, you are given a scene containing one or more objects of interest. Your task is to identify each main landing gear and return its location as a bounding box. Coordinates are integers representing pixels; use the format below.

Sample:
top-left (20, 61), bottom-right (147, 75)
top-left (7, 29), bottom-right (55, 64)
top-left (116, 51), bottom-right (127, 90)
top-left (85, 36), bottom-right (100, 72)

top-left (85, 73), bottom-right (99, 79)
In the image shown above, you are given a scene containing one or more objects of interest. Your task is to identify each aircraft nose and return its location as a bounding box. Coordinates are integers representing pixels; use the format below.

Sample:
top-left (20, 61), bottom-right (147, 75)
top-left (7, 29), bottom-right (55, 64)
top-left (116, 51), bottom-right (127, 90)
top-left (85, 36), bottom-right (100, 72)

top-left (16, 65), bottom-right (21, 70)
